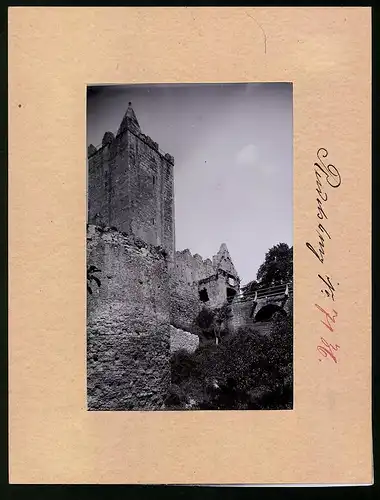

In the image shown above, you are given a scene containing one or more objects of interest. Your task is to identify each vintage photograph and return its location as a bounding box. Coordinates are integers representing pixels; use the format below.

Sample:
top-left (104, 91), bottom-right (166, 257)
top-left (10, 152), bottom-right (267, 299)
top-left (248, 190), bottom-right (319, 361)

top-left (87, 83), bottom-right (293, 411)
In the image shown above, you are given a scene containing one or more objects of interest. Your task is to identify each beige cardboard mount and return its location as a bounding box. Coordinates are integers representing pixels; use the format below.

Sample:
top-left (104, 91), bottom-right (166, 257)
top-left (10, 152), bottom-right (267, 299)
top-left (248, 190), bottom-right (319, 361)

top-left (8, 7), bottom-right (372, 485)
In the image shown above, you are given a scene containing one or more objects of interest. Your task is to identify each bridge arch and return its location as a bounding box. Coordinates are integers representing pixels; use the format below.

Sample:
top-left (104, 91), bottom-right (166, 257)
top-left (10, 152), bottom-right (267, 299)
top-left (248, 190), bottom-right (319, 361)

top-left (254, 303), bottom-right (287, 322)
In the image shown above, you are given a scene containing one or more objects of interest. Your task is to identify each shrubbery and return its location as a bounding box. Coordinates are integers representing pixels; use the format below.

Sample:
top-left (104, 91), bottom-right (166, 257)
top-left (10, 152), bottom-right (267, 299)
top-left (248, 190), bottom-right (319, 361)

top-left (193, 304), bottom-right (233, 345)
top-left (165, 310), bottom-right (293, 410)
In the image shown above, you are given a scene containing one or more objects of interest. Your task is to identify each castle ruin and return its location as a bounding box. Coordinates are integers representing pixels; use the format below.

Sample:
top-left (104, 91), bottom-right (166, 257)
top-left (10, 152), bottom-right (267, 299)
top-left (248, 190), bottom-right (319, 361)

top-left (87, 102), bottom-right (242, 410)
top-left (87, 102), bottom-right (290, 410)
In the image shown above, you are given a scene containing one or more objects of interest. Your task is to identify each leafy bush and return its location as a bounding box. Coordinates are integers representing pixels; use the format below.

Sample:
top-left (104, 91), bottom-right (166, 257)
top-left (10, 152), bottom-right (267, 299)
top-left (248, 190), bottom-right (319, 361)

top-left (171, 349), bottom-right (200, 385)
top-left (163, 384), bottom-right (188, 410)
top-left (166, 309), bottom-right (293, 410)
top-left (87, 264), bottom-right (101, 295)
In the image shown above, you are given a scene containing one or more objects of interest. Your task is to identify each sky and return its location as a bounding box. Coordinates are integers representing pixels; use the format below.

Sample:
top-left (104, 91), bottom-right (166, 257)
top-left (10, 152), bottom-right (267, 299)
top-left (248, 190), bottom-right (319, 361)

top-left (87, 83), bottom-right (293, 286)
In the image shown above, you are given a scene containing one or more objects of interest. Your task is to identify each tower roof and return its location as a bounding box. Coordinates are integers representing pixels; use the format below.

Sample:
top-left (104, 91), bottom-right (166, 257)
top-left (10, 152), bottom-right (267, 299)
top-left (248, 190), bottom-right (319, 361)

top-left (213, 243), bottom-right (239, 279)
top-left (117, 101), bottom-right (140, 135)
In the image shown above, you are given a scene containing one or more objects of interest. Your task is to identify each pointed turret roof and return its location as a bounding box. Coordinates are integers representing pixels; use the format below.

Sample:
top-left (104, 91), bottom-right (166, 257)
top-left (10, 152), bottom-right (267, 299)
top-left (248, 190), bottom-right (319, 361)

top-left (117, 101), bottom-right (140, 135)
top-left (213, 243), bottom-right (239, 279)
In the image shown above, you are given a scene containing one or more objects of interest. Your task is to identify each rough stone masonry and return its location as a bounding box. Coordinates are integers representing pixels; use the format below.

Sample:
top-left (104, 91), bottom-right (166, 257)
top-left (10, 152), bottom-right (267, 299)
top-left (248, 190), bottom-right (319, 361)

top-left (87, 226), bottom-right (171, 410)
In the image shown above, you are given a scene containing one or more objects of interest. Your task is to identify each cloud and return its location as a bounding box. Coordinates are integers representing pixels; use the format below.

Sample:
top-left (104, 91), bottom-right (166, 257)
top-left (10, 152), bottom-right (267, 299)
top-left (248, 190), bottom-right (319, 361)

top-left (236, 143), bottom-right (258, 167)
top-left (235, 144), bottom-right (277, 183)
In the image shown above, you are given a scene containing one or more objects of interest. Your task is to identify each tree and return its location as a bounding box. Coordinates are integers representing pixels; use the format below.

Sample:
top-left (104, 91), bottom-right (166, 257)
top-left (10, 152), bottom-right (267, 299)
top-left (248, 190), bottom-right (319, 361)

top-left (256, 243), bottom-right (293, 287)
top-left (194, 307), bottom-right (215, 332)
top-left (214, 302), bottom-right (233, 341)
top-left (244, 243), bottom-right (293, 294)
top-left (194, 304), bottom-right (234, 345)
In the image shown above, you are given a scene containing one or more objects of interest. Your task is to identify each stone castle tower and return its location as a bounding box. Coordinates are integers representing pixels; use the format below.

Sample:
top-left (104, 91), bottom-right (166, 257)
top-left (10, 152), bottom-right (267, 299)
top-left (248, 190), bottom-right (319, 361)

top-left (199, 243), bottom-right (240, 305)
top-left (87, 102), bottom-right (175, 259)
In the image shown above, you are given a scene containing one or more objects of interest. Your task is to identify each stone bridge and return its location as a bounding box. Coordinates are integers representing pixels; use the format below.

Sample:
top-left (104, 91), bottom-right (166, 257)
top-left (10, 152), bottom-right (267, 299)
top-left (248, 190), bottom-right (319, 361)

top-left (228, 283), bottom-right (293, 333)
top-left (246, 283), bottom-right (293, 321)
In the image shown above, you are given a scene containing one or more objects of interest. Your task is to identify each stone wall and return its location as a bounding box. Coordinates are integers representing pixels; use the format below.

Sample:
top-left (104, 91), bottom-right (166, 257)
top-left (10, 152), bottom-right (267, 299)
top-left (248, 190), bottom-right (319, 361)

top-left (227, 300), bottom-right (253, 333)
top-left (170, 326), bottom-right (199, 354)
top-left (170, 249), bottom-right (215, 333)
top-left (87, 225), bottom-right (171, 410)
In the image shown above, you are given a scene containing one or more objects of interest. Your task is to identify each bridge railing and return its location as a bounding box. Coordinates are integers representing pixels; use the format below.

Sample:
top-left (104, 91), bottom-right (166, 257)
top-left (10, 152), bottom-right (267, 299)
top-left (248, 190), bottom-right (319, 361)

top-left (233, 282), bottom-right (293, 303)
